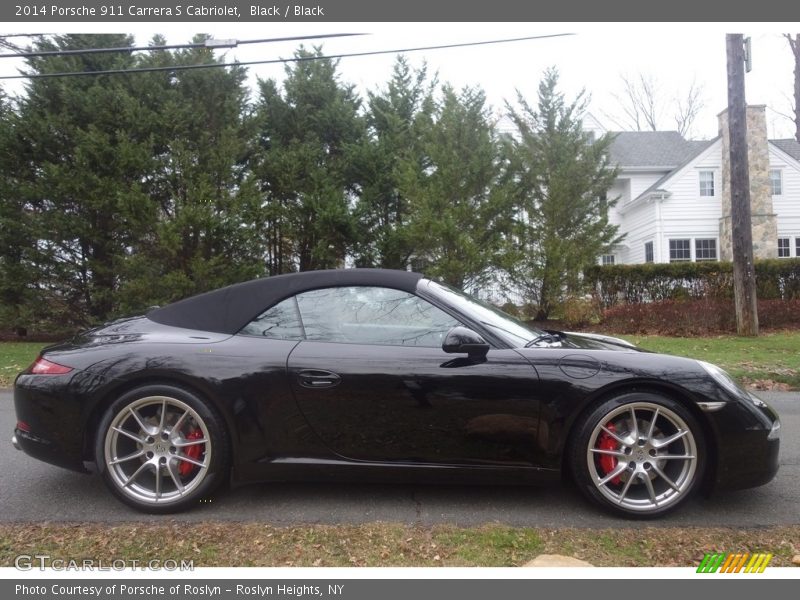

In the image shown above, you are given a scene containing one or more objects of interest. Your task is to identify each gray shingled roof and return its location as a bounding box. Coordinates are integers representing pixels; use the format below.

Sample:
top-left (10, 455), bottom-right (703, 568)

top-left (624, 136), bottom-right (718, 204)
top-left (771, 139), bottom-right (800, 161)
top-left (610, 131), bottom-right (800, 209)
top-left (608, 131), bottom-right (711, 167)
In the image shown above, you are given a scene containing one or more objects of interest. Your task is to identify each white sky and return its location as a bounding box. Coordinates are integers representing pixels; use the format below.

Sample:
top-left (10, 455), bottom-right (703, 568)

top-left (1, 22), bottom-right (798, 140)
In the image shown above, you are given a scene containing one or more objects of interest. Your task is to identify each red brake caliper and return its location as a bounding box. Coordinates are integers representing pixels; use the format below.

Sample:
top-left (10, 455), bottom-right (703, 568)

top-left (179, 429), bottom-right (204, 477)
top-left (597, 423), bottom-right (622, 485)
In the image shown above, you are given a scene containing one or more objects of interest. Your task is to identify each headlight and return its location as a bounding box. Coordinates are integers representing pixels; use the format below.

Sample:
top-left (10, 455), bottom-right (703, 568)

top-left (697, 360), bottom-right (749, 399)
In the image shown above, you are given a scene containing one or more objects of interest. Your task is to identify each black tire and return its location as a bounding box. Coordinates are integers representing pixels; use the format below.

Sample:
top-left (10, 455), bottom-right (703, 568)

top-left (569, 392), bottom-right (706, 518)
top-left (95, 384), bottom-right (229, 513)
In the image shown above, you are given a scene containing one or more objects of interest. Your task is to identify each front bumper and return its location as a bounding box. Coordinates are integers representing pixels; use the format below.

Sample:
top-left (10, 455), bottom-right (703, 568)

top-left (709, 393), bottom-right (780, 491)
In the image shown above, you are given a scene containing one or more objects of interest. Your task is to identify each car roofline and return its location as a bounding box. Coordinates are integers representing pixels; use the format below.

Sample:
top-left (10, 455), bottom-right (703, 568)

top-left (147, 269), bottom-right (424, 335)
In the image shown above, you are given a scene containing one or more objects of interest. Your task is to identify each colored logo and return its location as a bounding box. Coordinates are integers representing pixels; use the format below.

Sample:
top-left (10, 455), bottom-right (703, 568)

top-left (697, 552), bottom-right (772, 573)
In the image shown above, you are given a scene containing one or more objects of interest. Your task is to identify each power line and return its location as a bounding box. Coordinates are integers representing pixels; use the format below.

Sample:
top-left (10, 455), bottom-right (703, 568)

top-left (0, 33), bottom-right (50, 52)
top-left (0, 33), bottom-right (573, 81)
top-left (0, 33), bottom-right (366, 60)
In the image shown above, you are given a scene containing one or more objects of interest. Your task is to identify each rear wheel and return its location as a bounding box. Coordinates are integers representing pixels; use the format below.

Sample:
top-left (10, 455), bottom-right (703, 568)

top-left (570, 393), bottom-right (705, 518)
top-left (95, 385), bottom-right (229, 513)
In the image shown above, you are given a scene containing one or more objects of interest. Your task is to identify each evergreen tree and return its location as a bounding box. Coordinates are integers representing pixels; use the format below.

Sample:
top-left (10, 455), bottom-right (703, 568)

top-left (504, 67), bottom-right (621, 319)
top-left (252, 47), bottom-right (364, 273)
top-left (407, 84), bottom-right (509, 289)
top-left (15, 34), bottom-right (156, 324)
top-left (351, 56), bottom-right (435, 269)
top-left (0, 89), bottom-right (33, 334)
top-left (2, 39), bottom-right (626, 332)
top-left (120, 35), bottom-right (262, 310)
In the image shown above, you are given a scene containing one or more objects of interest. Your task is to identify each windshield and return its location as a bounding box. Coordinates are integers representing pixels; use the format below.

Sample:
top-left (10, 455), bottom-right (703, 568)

top-left (423, 280), bottom-right (544, 347)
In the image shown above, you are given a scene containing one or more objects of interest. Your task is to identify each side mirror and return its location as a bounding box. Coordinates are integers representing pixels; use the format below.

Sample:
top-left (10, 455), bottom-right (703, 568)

top-left (442, 326), bottom-right (490, 360)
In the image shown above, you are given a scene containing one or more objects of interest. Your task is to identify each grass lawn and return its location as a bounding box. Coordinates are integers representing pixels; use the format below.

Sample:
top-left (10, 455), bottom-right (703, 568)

top-left (626, 331), bottom-right (800, 390)
top-left (0, 522), bottom-right (798, 567)
top-left (0, 342), bottom-right (44, 387)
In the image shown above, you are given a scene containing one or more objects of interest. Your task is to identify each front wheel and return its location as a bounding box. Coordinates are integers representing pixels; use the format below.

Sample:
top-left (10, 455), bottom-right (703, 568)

top-left (95, 385), bottom-right (229, 513)
top-left (569, 393), bottom-right (706, 518)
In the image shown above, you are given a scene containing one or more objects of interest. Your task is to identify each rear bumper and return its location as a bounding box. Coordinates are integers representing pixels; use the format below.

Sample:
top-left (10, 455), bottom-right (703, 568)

top-left (13, 375), bottom-right (91, 473)
top-left (13, 426), bottom-right (88, 473)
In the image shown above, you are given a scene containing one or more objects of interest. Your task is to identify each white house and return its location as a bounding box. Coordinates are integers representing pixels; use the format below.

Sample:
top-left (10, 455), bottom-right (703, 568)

top-left (601, 105), bottom-right (800, 265)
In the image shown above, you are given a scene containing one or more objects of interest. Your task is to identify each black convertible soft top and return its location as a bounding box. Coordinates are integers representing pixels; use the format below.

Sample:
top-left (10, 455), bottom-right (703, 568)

top-left (147, 268), bottom-right (424, 335)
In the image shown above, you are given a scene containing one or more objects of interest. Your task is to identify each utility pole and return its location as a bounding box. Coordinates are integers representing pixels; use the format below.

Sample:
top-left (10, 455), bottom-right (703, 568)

top-left (726, 33), bottom-right (759, 336)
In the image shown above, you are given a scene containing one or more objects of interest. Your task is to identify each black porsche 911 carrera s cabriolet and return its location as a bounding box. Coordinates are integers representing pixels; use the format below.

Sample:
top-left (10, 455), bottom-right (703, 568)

top-left (12, 269), bottom-right (780, 517)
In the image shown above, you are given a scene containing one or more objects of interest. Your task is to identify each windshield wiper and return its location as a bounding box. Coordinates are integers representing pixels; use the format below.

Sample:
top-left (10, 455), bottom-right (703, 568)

top-left (525, 330), bottom-right (566, 348)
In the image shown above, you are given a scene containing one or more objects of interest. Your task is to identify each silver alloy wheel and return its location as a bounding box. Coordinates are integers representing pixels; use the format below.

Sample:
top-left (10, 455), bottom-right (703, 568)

top-left (586, 401), bottom-right (698, 513)
top-left (103, 395), bottom-right (212, 506)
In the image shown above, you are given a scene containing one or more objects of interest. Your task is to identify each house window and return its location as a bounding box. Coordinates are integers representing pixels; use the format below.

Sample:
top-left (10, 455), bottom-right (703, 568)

top-left (796, 237), bottom-right (800, 257)
top-left (644, 241), bottom-right (654, 264)
top-left (769, 170), bottom-right (782, 196)
top-left (601, 254), bottom-right (615, 266)
top-left (669, 239), bottom-right (691, 262)
top-left (597, 191), bottom-right (608, 212)
top-left (699, 171), bottom-right (715, 197)
top-left (778, 238), bottom-right (791, 258)
top-left (695, 239), bottom-right (717, 262)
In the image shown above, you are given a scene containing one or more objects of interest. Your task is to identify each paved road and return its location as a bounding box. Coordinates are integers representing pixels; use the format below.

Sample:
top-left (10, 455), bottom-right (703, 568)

top-left (2, 390), bottom-right (797, 527)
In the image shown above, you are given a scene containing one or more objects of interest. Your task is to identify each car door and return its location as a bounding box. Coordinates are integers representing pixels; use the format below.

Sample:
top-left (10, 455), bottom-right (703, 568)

top-left (277, 286), bottom-right (545, 467)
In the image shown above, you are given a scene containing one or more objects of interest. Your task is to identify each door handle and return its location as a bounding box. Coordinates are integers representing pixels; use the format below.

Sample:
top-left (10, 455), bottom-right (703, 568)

top-left (297, 369), bottom-right (341, 389)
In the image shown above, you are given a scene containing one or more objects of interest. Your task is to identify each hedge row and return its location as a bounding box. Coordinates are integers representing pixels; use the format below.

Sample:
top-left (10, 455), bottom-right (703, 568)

top-left (585, 259), bottom-right (800, 308)
top-left (600, 298), bottom-right (800, 336)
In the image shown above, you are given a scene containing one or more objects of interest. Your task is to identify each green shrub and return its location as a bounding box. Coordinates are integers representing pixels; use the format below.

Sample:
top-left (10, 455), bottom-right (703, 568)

top-left (585, 259), bottom-right (800, 308)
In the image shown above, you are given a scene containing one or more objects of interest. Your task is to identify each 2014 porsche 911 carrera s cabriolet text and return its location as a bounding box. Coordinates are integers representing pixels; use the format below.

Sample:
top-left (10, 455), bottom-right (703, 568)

top-left (12, 269), bottom-right (780, 517)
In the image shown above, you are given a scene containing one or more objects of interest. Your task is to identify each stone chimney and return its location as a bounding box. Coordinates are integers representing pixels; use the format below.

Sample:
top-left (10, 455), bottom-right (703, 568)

top-left (718, 105), bottom-right (778, 261)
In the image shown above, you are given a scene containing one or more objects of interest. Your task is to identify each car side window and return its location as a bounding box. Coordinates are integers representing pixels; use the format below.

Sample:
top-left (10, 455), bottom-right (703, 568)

top-left (240, 297), bottom-right (304, 340)
top-left (297, 286), bottom-right (460, 347)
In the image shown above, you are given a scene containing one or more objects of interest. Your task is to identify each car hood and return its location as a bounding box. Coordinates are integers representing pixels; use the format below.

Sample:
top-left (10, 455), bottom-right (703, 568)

top-left (531, 331), bottom-right (646, 352)
top-left (563, 331), bottom-right (643, 350)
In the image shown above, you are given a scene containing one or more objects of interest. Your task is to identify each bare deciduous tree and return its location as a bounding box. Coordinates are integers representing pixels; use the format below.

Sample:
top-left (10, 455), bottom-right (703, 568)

top-left (610, 73), bottom-right (660, 132)
top-left (674, 79), bottom-right (704, 139)
top-left (786, 34), bottom-right (800, 142)
top-left (605, 73), bottom-right (705, 138)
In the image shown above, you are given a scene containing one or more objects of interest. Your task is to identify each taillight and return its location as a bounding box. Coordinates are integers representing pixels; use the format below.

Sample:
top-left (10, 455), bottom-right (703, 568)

top-left (29, 357), bottom-right (73, 375)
